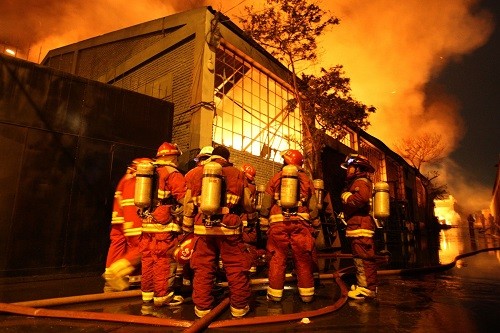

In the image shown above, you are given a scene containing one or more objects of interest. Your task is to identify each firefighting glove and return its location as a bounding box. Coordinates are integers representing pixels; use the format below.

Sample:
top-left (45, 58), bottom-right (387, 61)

top-left (171, 205), bottom-right (184, 225)
top-left (311, 217), bottom-right (321, 238)
top-left (341, 192), bottom-right (352, 204)
top-left (311, 218), bottom-right (321, 229)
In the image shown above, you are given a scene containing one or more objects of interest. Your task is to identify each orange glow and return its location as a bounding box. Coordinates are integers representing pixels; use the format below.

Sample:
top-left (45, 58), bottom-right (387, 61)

top-left (2, 0), bottom-right (494, 209)
top-left (438, 229), bottom-right (462, 265)
top-left (434, 195), bottom-right (461, 225)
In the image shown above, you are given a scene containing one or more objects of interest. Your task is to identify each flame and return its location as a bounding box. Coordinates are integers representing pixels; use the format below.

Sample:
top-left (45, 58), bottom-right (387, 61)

top-left (434, 195), bottom-right (461, 225)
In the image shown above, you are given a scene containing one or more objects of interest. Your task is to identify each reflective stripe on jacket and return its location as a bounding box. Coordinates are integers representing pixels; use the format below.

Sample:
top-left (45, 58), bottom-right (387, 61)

top-left (111, 175), bottom-right (128, 225)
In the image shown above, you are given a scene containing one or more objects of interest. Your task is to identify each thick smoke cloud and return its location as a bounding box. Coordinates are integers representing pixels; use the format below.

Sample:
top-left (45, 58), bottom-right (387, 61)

top-left (1, 0), bottom-right (495, 212)
top-left (0, 0), bottom-right (210, 60)
top-left (319, 0), bottom-right (493, 151)
top-left (314, 0), bottom-right (494, 212)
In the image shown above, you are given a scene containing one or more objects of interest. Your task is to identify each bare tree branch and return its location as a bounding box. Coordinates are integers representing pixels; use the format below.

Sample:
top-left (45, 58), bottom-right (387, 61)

top-left (239, 0), bottom-right (374, 178)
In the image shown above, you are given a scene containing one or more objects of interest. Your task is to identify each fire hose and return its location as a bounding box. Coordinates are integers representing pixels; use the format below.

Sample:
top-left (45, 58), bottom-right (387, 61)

top-left (1, 247), bottom-right (499, 332)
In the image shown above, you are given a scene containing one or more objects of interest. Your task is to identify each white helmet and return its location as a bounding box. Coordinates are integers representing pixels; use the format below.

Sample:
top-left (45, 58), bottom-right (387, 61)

top-left (195, 146), bottom-right (214, 162)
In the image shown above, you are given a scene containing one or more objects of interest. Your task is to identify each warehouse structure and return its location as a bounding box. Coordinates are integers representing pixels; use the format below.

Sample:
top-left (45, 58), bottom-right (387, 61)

top-left (0, 6), bottom-right (436, 278)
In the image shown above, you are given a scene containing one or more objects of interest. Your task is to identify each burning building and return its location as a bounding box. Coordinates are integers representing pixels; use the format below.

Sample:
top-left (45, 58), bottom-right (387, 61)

top-left (0, 7), bottom-right (435, 278)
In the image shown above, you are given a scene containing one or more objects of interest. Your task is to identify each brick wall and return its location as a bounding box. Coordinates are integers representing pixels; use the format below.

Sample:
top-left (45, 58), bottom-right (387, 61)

top-left (227, 148), bottom-right (282, 188)
top-left (112, 38), bottom-right (196, 151)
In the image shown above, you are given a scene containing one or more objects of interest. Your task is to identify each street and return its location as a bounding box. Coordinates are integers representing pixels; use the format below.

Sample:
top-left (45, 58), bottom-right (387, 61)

top-left (1, 222), bottom-right (499, 332)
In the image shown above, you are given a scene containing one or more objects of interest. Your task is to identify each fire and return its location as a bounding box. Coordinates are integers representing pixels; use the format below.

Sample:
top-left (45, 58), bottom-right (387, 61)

top-left (434, 195), bottom-right (461, 225)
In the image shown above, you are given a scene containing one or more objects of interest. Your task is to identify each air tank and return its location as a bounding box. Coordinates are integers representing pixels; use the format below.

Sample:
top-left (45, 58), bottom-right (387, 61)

top-left (200, 161), bottom-right (223, 215)
top-left (134, 162), bottom-right (155, 209)
top-left (280, 165), bottom-right (299, 209)
top-left (313, 179), bottom-right (324, 210)
top-left (373, 181), bottom-right (390, 219)
top-left (255, 184), bottom-right (266, 211)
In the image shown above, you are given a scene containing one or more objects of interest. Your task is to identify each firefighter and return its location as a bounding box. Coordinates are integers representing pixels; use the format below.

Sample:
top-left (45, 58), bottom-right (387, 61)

top-left (340, 153), bottom-right (378, 300)
top-left (103, 158), bottom-right (151, 292)
top-left (183, 145), bottom-right (254, 318)
top-left (179, 145), bottom-right (213, 287)
top-left (240, 163), bottom-right (266, 274)
top-left (140, 142), bottom-right (187, 307)
top-left (185, 146), bottom-right (214, 182)
top-left (260, 149), bottom-right (320, 303)
top-left (240, 163), bottom-right (258, 244)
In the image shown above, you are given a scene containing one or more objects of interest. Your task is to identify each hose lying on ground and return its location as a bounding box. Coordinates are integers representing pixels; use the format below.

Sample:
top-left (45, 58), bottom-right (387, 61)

top-left (0, 301), bottom-right (192, 328)
top-left (0, 247), bottom-right (498, 332)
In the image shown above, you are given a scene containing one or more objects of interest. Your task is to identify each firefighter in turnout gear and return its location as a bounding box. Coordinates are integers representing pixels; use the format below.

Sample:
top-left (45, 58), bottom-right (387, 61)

top-left (140, 142), bottom-right (187, 307)
top-left (260, 149), bottom-right (320, 303)
top-left (240, 163), bottom-right (266, 274)
top-left (103, 158), bottom-right (150, 292)
top-left (340, 153), bottom-right (378, 300)
top-left (179, 145), bottom-right (214, 287)
top-left (183, 145), bottom-right (255, 318)
top-left (184, 146), bottom-right (214, 183)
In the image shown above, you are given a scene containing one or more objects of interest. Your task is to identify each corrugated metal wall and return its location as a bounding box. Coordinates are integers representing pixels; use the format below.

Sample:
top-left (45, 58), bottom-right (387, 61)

top-left (112, 37), bottom-right (196, 150)
top-left (0, 54), bottom-right (173, 278)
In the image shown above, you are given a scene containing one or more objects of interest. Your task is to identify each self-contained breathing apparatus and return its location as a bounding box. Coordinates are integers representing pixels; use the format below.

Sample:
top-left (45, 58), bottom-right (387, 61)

top-left (200, 161), bottom-right (225, 227)
top-left (199, 160), bottom-right (244, 230)
top-left (255, 184), bottom-right (266, 211)
top-left (134, 161), bottom-right (156, 215)
top-left (254, 184), bottom-right (267, 246)
top-left (313, 179), bottom-right (324, 210)
top-left (279, 165), bottom-right (300, 218)
top-left (338, 179), bottom-right (391, 228)
top-left (133, 161), bottom-right (183, 224)
top-left (277, 166), bottom-right (325, 222)
top-left (372, 181), bottom-right (390, 227)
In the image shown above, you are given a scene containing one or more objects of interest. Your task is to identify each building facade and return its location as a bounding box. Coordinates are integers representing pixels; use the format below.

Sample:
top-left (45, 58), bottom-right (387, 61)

top-left (42, 7), bottom-right (434, 263)
top-left (0, 54), bottom-right (173, 277)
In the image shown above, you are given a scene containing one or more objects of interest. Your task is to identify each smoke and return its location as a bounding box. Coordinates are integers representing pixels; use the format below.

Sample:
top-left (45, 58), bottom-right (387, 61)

top-left (1, 0), bottom-right (495, 211)
top-left (0, 0), bottom-right (211, 61)
top-left (436, 158), bottom-right (493, 214)
top-left (316, 0), bottom-right (493, 151)
top-left (314, 0), bottom-right (494, 212)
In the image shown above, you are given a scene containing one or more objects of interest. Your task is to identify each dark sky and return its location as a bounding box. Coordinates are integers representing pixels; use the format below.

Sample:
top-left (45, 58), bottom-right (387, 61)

top-left (434, 0), bottom-right (499, 191)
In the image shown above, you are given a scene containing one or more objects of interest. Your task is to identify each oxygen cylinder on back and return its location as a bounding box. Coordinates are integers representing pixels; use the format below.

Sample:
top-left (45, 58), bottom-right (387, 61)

top-left (200, 161), bottom-right (223, 215)
top-left (313, 179), bottom-right (324, 210)
top-left (134, 162), bottom-right (155, 209)
top-left (280, 165), bottom-right (299, 209)
top-left (373, 181), bottom-right (390, 218)
top-left (255, 184), bottom-right (266, 211)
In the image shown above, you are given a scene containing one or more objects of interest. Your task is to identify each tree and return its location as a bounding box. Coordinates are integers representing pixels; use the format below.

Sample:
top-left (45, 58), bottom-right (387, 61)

top-left (395, 133), bottom-right (445, 172)
top-left (395, 133), bottom-right (448, 200)
top-left (239, 0), bottom-right (374, 178)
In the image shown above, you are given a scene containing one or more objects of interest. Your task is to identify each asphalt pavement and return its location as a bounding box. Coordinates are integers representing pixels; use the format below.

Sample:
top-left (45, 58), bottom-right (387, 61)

top-left (1, 223), bottom-right (499, 333)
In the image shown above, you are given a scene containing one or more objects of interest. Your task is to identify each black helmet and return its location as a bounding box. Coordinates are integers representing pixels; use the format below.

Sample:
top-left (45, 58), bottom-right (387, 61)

top-left (341, 154), bottom-right (375, 173)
